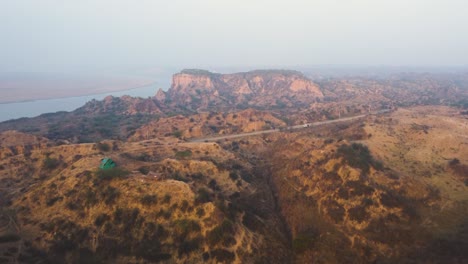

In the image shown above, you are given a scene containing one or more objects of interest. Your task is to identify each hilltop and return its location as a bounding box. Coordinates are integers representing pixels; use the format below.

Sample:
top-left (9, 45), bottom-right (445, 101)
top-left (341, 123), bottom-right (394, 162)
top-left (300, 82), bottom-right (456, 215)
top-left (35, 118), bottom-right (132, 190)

top-left (163, 69), bottom-right (323, 111)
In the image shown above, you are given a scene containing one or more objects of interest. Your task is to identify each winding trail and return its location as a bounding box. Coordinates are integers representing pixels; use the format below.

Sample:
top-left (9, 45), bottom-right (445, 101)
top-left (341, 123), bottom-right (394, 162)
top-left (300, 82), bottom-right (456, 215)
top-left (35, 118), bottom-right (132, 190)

top-left (189, 109), bottom-right (391, 142)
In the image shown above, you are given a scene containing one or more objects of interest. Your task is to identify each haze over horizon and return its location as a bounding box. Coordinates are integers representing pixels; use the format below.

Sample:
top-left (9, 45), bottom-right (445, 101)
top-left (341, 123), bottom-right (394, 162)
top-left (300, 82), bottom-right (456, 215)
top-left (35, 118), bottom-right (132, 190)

top-left (1, 0), bottom-right (467, 74)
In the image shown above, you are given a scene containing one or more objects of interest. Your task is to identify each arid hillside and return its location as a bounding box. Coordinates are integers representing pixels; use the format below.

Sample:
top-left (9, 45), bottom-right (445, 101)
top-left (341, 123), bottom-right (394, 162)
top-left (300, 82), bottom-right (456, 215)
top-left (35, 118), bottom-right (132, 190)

top-left (0, 68), bottom-right (467, 263)
top-left (227, 106), bottom-right (468, 263)
top-left (0, 135), bottom-right (291, 263)
top-left (129, 108), bottom-right (286, 141)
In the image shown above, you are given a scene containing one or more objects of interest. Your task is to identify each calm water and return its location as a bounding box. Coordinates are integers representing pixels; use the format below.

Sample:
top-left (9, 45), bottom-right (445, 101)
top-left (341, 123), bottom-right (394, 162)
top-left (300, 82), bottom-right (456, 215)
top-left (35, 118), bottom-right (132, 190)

top-left (0, 83), bottom-right (165, 122)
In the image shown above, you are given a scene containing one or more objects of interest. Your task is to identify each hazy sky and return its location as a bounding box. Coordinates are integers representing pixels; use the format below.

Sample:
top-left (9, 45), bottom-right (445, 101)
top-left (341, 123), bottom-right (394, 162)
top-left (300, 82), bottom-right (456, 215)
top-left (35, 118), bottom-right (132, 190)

top-left (1, 0), bottom-right (467, 73)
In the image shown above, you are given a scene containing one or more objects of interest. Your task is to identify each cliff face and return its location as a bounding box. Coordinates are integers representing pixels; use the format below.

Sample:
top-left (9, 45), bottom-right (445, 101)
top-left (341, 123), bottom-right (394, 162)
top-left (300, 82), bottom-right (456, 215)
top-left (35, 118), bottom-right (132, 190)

top-left (166, 69), bottom-right (323, 110)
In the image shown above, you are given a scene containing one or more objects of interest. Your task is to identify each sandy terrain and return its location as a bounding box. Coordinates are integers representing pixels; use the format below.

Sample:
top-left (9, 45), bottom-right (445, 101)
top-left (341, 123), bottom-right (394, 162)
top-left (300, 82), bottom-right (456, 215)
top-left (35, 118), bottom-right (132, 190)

top-left (0, 74), bottom-right (156, 103)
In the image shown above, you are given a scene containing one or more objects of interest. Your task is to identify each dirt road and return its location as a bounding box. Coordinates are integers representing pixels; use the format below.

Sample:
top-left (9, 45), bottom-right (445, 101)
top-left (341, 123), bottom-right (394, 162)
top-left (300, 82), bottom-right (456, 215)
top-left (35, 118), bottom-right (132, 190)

top-left (189, 110), bottom-right (390, 142)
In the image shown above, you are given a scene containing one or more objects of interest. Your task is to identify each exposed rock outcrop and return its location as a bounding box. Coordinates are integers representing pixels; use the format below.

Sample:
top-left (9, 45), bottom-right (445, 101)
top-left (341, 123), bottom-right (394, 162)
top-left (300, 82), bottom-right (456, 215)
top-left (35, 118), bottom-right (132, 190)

top-left (165, 69), bottom-right (323, 110)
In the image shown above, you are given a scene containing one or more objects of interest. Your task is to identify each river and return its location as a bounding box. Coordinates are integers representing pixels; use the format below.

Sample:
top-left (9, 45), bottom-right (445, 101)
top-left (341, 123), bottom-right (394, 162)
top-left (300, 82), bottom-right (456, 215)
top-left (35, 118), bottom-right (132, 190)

top-left (0, 83), bottom-right (165, 122)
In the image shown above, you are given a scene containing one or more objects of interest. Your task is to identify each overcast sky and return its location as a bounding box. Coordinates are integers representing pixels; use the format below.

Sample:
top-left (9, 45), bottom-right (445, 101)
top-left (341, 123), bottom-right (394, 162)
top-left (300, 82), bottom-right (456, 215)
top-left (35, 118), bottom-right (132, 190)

top-left (1, 0), bottom-right (467, 73)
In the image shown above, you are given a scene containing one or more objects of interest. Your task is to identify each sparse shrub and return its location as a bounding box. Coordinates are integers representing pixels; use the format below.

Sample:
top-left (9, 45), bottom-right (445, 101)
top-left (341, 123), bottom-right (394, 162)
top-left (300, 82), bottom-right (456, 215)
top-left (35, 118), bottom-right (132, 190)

top-left (46, 196), bottom-right (63, 206)
top-left (337, 187), bottom-right (349, 200)
top-left (141, 194), bottom-right (158, 206)
top-left (208, 179), bottom-right (220, 191)
top-left (174, 219), bottom-right (201, 241)
top-left (175, 150), bottom-right (192, 159)
top-left (348, 205), bottom-right (368, 222)
top-left (195, 188), bottom-right (211, 204)
top-left (180, 200), bottom-right (189, 212)
top-left (85, 189), bottom-right (98, 206)
top-left (240, 172), bottom-right (253, 183)
top-left (96, 142), bottom-right (110, 152)
top-left (171, 172), bottom-right (188, 182)
top-left (207, 219), bottom-right (235, 246)
top-left (202, 252), bottom-right (210, 261)
top-left (380, 192), bottom-right (403, 208)
top-left (102, 186), bottom-right (120, 205)
top-left (66, 201), bottom-right (80, 211)
top-left (178, 236), bottom-right (202, 256)
top-left (113, 208), bottom-right (124, 224)
top-left (346, 181), bottom-right (374, 196)
top-left (210, 249), bottom-right (235, 262)
top-left (73, 155), bottom-right (83, 162)
top-left (362, 198), bottom-right (373, 206)
top-left (172, 130), bottom-right (183, 138)
top-left (162, 194), bottom-right (172, 204)
top-left (229, 171), bottom-right (239, 181)
top-left (242, 212), bottom-right (263, 232)
top-left (43, 157), bottom-right (60, 170)
top-left (138, 166), bottom-right (150, 175)
top-left (94, 213), bottom-right (110, 227)
top-left (196, 208), bottom-right (205, 217)
top-left (191, 172), bottom-right (203, 180)
top-left (135, 153), bottom-right (151, 161)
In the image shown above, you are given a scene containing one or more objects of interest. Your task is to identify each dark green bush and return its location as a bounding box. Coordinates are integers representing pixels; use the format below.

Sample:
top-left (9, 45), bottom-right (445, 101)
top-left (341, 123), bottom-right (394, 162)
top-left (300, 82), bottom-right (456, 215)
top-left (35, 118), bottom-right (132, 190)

top-left (346, 181), bottom-right (374, 196)
top-left (46, 196), bottom-right (63, 206)
top-left (96, 142), bottom-right (110, 152)
top-left (229, 171), bottom-right (239, 181)
top-left (172, 130), bottom-right (183, 138)
top-left (207, 219), bottom-right (234, 246)
top-left (43, 157), bottom-right (60, 170)
top-left (95, 168), bottom-right (129, 181)
top-left (336, 143), bottom-right (383, 174)
top-left (178, 237), bottom-right (202, 256)
top-left (195, 188), bottom-right (212, 204)
top-left (141, 194), bottom-right (158, 206)
top-left (348, 205), bottom-right (368, 222)
top-left (240, 172), bottom-right (253, 183)
top-left (293, 229), bottom-right (319, 253)
top-left (208, 179), bottom-right (220, 191)
top-left (94, 213), bottom-right (110, 227)
top-left (210, 249), bottom-right (235, 262)
top-left (102, 186), bottom-right (120, 205)
top-left (85, 189), bottom-right (98, 206)
top-left (180, 200), bottom-right (189, 212)
top-left (138, 166), bottom-right (150, 175)
top-left (174, 219), bottom-right (201, 241)
top-left (175, 150), bottom-right (192, 159)
top-left (380, 192), bottom-right (404, 208)
top-left (162, 194), bottom-right (171, 204)
top-left (196, 208), bottom-right (205, 217)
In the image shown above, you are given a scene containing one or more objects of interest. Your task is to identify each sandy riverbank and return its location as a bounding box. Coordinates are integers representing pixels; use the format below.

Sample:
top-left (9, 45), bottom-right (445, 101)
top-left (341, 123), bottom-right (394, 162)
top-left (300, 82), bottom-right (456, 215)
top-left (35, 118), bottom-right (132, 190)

top-left (0, 75), bottom-right (157, 104)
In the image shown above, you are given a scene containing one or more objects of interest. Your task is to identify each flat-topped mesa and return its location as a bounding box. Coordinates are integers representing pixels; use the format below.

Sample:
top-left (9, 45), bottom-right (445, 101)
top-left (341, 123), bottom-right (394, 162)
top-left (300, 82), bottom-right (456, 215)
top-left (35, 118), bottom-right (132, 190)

top-left (166, 69), bottom-right (323, 109)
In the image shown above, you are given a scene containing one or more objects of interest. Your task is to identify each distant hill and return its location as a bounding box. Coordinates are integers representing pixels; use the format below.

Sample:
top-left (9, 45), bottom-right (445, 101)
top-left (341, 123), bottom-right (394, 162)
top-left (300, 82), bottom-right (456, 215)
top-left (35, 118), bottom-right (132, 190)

top-left (162, 69), bottom-right (323, 111)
